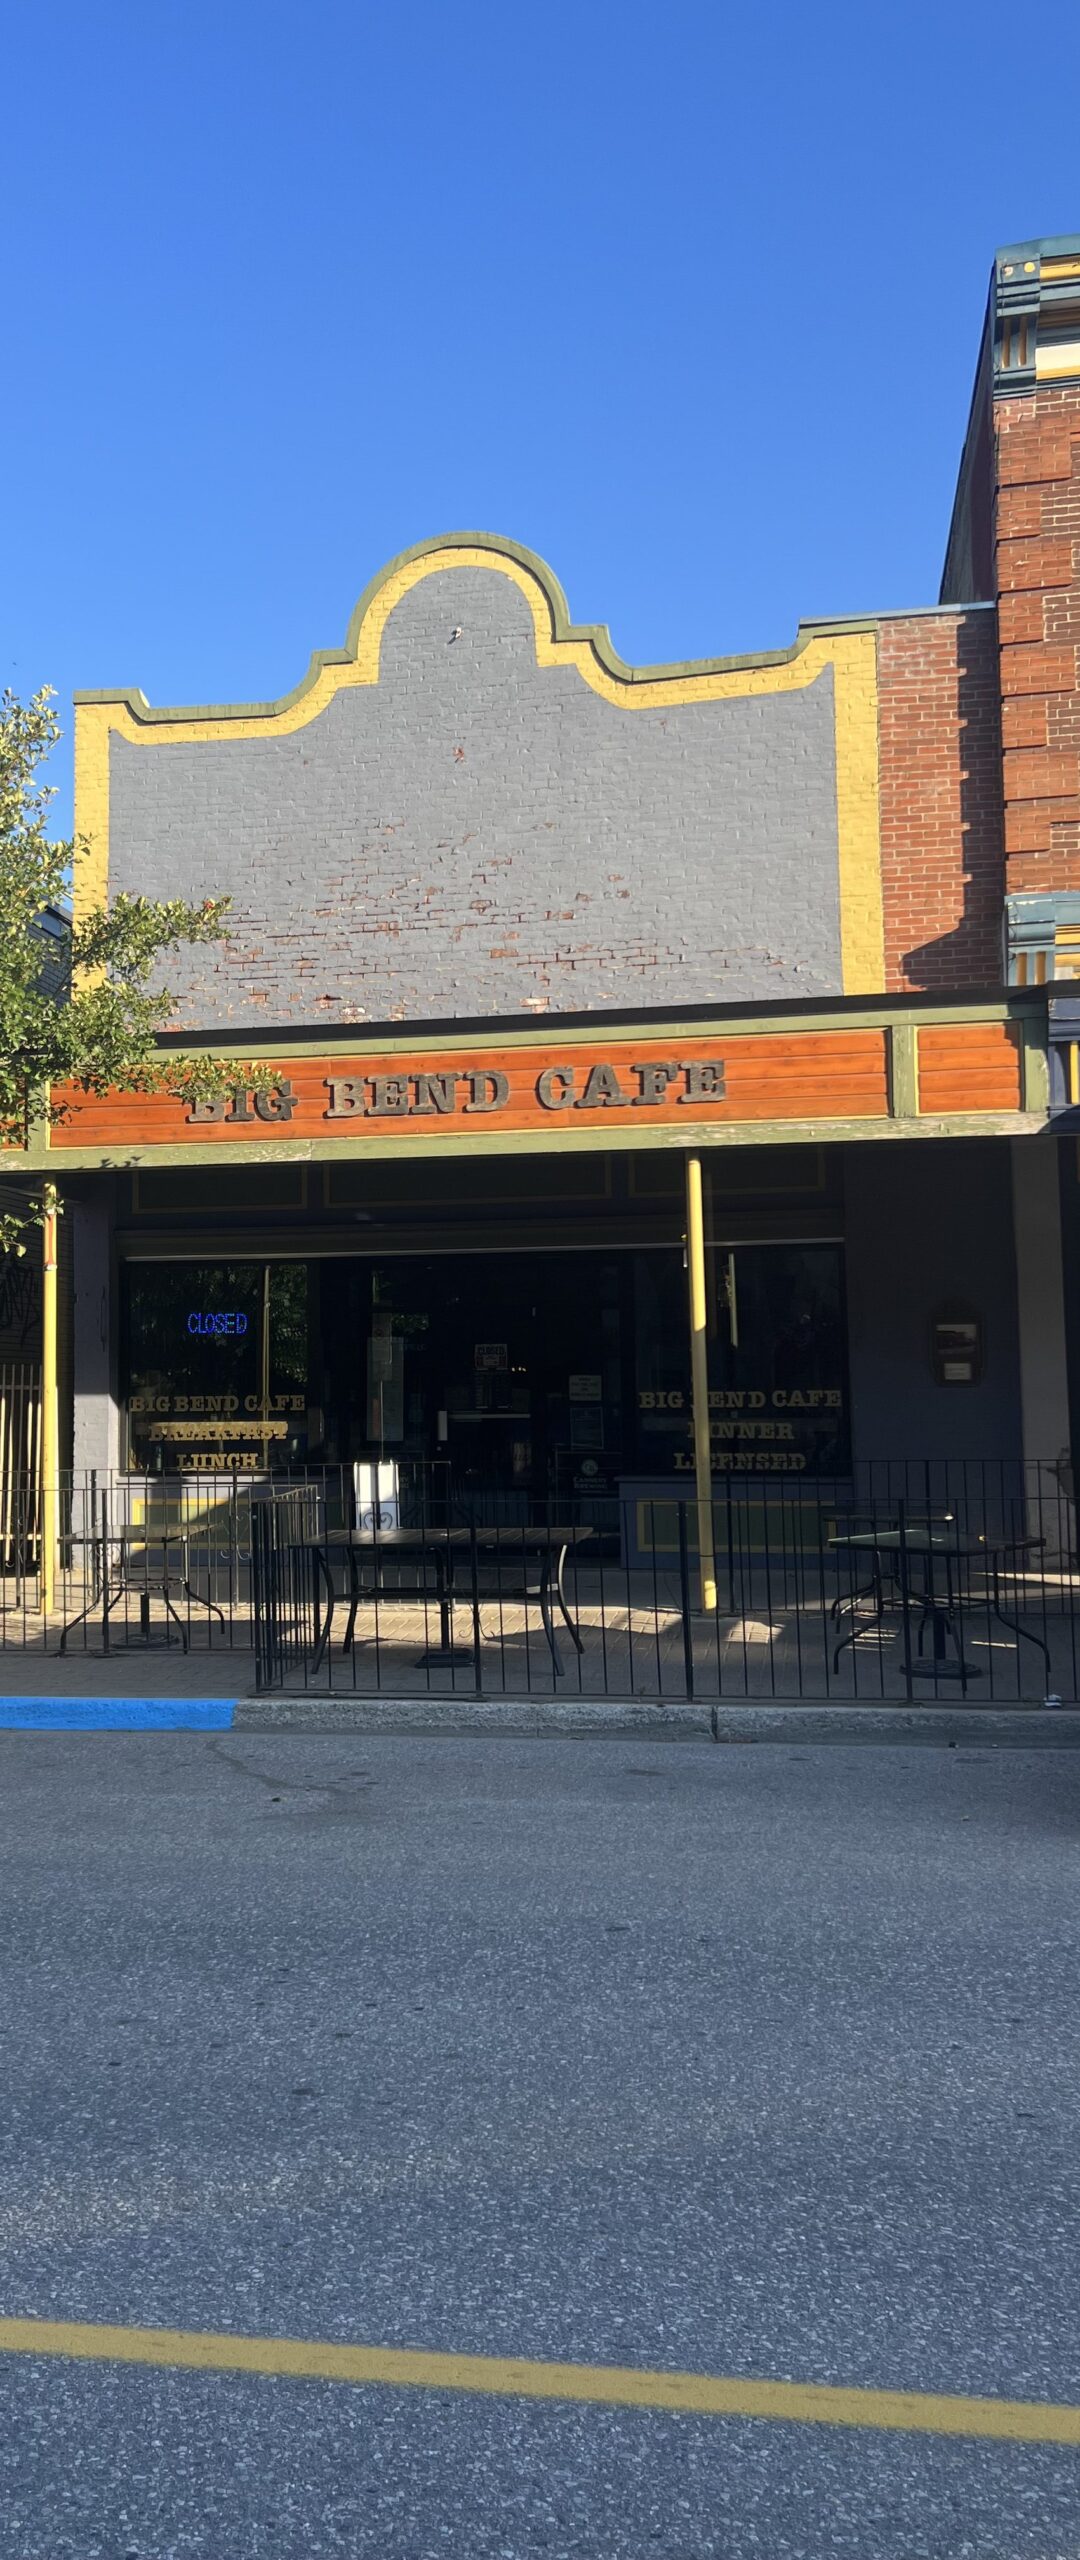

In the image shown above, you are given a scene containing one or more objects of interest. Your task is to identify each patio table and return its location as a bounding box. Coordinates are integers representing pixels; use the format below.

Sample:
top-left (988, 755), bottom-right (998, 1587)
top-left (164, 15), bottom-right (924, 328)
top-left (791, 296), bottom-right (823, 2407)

top-left (58, 1521), bottom-right (226, 1655)
top-left (828, 1526), bottom-right (1049, 1692)
top-left (309, 1522), bottom-right (594, 1677)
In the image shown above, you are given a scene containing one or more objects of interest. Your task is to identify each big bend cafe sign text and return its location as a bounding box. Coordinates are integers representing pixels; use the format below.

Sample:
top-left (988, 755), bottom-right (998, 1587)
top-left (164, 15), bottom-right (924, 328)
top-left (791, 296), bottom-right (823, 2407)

top-left (48, 1023), bottom-right (1024, 1154)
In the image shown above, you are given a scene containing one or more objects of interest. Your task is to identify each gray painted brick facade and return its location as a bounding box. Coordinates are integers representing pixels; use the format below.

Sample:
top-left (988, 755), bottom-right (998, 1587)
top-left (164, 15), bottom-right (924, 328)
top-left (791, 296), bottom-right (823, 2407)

top-left (109, 567), bottom-right (843, 1027)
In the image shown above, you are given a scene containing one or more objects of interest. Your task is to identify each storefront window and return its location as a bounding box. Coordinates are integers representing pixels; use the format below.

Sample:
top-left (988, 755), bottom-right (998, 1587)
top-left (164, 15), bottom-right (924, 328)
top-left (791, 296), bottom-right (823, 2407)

top-left (123, 1262), bottom-right (308, 1473)
top-left (634, 1243), bottom-right (849, 1476)
top-left (122, 1242), bottom-right (847, 1485)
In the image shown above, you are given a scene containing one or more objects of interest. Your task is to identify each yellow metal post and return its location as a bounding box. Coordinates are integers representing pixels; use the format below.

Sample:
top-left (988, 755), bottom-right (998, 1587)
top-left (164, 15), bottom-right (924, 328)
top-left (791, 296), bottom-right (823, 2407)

top-left (40, 1182), bottom-right (59, 1617)
top-left (260, 1262), bottom-right (272, 1425)
top-left (684, 1154), bottom-right (717, 1613)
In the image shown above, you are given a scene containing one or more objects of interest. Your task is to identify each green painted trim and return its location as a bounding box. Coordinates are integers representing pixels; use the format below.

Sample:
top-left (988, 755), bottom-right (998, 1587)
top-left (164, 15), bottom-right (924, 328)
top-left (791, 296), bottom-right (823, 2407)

top-left (26, 1111), bottom-right (1046, 1175)
top-left (1020, 1015), bottom-right (1051, 1114)
top-left (23, 1085), bottom-right (50, 1157)
top-left (72, 531), bottom-right (887, 724)
top-left (133, 993), bottom-right (1045, 1066)
top-left (888, 1024), bottom-right (919, 1119)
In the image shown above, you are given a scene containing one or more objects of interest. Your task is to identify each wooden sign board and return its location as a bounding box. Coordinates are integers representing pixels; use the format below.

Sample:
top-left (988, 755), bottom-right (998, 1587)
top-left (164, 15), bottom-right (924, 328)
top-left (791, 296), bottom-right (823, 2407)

top-left (46, 1021), bottom-right (1024, 1157)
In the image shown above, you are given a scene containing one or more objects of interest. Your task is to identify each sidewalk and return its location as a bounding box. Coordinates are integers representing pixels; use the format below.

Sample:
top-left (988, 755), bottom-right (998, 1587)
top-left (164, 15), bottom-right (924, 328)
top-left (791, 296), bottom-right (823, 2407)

top-left (1, 1645), bottom-right (1079, 1744)
top-left (0, 1649), bottom-right (251, 1700)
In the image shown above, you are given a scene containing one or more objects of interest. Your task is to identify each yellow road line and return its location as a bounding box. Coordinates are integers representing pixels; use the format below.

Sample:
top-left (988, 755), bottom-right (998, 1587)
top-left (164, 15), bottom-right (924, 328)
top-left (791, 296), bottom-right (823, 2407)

top-left (0, 2318), bottom-right (1078, 2445)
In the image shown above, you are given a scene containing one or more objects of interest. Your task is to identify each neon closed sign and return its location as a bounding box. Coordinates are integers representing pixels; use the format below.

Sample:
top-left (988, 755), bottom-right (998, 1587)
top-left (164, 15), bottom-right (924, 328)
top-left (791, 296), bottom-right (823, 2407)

top-left (186, 1312), bottom-right (249, 1336)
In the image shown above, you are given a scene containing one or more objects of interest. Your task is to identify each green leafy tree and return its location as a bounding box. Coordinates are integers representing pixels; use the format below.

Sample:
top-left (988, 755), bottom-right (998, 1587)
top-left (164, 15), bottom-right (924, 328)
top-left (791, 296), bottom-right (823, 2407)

top-left (0, 685), bottom-right (236, 1251)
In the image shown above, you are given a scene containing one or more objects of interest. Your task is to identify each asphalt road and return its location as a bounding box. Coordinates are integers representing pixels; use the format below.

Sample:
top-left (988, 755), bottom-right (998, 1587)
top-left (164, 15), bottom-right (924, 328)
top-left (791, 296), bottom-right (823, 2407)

top-left (0, 1734), bottom-right (1078, 2559)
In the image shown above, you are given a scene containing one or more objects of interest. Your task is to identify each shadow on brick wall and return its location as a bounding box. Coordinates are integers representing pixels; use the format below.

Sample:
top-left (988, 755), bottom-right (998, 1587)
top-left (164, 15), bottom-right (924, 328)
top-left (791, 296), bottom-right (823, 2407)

top-left (900, 609), bottom-right (1006, 990)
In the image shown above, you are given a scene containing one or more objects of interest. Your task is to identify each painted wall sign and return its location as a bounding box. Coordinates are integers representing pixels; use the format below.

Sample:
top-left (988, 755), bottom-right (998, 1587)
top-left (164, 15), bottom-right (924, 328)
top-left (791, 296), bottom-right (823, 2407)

top-left (639, 1382), bottom-right (846, 1473)
top-left (147, 1420), bottom-right (287, 1441)
top-left (126, 1388), bottom-right (306, 1474)
top-left (128, 1394), bottom-right (306, 1416)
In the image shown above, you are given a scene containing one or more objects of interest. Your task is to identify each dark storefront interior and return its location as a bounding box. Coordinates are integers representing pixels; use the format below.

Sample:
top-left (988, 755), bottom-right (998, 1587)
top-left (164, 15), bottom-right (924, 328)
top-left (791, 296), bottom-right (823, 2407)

top-left (61, 1127), bottom-right (1028, 1501)
top-left (111, 1145), bottom-right (855, 1497)
top-left (122, 1237), bottom-right (850, 1494)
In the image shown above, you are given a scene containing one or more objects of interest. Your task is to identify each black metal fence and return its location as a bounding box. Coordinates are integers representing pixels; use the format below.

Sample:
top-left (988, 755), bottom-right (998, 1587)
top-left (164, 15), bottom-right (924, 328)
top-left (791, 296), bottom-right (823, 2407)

top-left (5, 1458), bottom-right (1077, 1705)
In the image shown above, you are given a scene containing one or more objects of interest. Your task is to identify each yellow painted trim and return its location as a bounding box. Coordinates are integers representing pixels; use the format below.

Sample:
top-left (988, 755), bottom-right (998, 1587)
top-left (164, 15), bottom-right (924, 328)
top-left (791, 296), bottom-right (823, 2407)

top-left (1035, 344), bottom-right (1080, 382)
top-left (73, 539), bottom-right (885, 993)
top-left (73, 706), bottom-right (113, 929)
top-left (0, 2315), bottom-right (1077, 2443)
top-left (39, 1184), bottom-right (59, 1615)
top-left (685, 1155), bottom-right (718, 1612)
top-left (831, 628), bottom-right (884, 992)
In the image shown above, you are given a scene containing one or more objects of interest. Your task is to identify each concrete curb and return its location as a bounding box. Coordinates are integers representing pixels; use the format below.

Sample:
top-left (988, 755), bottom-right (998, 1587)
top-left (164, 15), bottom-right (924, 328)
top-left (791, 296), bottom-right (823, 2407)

top-left (233, 1696), bottom-right (1080, 1746)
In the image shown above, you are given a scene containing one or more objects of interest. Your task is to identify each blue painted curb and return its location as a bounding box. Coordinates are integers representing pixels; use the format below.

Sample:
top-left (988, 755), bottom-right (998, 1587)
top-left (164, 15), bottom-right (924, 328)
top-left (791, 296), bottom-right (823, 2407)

top-left (0, 1699), bottom-right (236, 1731)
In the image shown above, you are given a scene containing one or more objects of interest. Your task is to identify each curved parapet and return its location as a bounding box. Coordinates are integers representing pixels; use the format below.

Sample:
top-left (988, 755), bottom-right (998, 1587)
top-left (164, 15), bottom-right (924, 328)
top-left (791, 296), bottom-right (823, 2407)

top-left (73, 531), bottom-right (885, 1006)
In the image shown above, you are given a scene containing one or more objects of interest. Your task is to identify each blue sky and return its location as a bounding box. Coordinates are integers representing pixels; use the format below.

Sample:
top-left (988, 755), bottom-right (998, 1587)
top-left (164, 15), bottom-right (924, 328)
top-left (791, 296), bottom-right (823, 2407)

top-left (6, 0), bottom-right (1080, 835)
